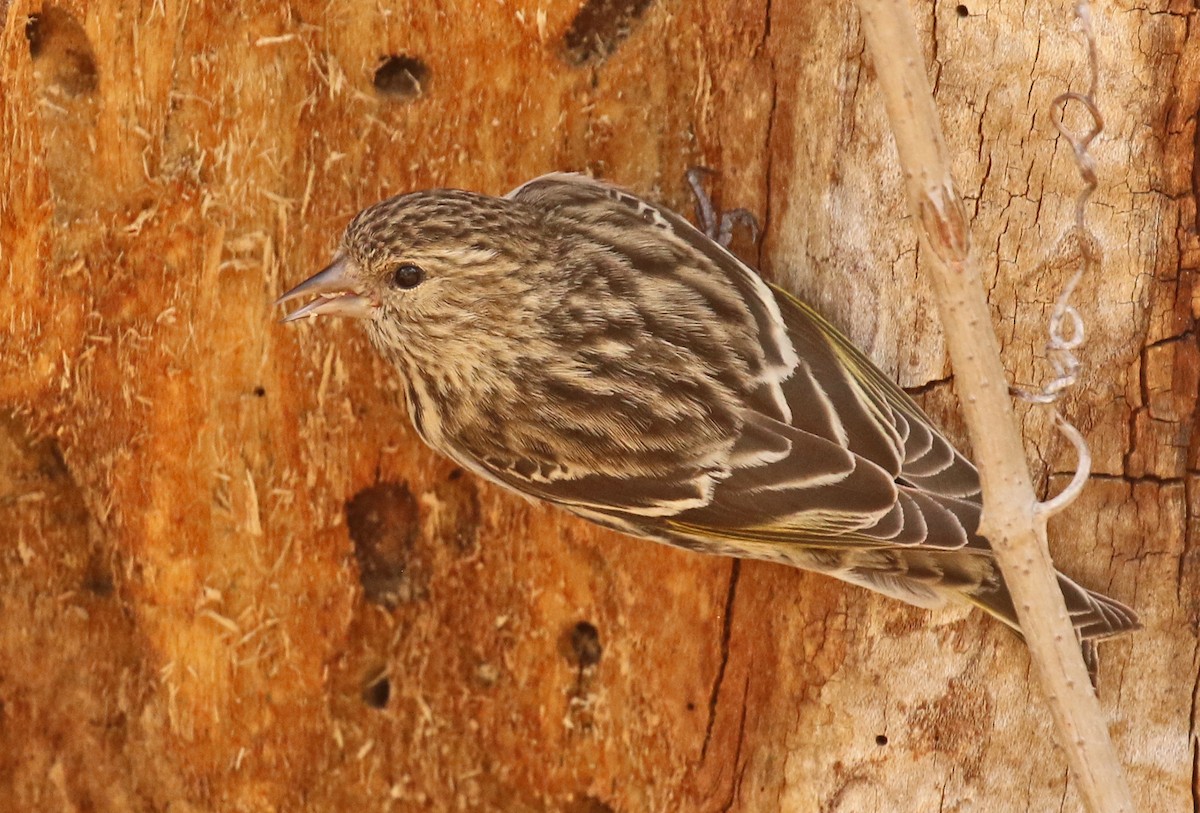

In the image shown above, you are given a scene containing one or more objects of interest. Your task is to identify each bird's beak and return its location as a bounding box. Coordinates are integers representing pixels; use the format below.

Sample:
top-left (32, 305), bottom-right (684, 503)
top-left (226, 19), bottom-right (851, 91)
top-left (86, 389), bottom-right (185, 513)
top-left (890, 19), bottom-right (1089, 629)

top-left (276, 256), bottom-right (376, 322)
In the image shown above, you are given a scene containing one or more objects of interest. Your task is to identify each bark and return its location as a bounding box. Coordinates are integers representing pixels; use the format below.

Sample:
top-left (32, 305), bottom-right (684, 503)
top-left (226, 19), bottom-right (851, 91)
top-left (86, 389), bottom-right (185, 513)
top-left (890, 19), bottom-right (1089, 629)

top-left (0, 1), bottom-right (1193, 812)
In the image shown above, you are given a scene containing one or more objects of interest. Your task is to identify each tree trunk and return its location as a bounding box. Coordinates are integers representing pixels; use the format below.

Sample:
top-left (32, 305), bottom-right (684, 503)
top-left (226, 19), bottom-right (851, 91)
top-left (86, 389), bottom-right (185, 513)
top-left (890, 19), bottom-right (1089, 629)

top-left (0, 0), bottom-right (1192, 811)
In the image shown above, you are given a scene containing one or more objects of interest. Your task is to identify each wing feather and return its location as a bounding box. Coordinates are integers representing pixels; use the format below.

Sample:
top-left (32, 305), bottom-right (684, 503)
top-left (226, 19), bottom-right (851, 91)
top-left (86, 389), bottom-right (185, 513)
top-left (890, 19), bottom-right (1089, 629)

top-left (772, 286), bottom-right (982, 500)
top-left (497, 173), bottom-right (983, 557)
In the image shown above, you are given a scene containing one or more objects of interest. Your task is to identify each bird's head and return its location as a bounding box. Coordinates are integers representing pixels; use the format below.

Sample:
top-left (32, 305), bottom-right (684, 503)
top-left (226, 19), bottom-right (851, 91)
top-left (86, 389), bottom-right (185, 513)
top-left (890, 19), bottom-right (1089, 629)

top-left (277, 189), bottom-right (552, 368)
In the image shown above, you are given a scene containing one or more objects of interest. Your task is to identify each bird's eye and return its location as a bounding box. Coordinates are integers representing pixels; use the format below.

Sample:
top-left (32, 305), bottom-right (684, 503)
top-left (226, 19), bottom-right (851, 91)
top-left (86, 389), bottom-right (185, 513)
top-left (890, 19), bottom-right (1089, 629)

top-left (390, 264), bottom-right (424, 289)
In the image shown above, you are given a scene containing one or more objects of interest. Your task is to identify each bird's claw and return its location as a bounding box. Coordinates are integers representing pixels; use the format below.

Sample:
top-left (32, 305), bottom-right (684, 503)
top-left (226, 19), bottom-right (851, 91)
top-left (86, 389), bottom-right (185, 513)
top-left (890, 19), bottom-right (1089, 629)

top-left (685, 166), bottom-right (760, 249)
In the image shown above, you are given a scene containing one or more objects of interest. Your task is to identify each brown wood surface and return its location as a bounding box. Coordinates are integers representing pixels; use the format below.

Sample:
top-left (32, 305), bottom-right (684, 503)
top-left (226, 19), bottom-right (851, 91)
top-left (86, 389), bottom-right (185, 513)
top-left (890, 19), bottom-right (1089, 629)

top-left (0, 0), bottom-right (1193, 810)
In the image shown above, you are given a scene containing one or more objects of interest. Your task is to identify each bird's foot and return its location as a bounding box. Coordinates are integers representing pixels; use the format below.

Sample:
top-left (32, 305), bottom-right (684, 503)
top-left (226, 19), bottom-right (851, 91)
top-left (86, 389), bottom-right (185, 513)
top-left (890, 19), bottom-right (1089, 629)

top-left (685, 166), bottom-right (760, 249)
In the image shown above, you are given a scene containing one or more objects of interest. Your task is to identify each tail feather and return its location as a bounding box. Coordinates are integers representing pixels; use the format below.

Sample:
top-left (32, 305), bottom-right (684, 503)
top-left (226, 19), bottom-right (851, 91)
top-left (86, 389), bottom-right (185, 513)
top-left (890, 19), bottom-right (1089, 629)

top-left (973, 571), bottom-right (1140, 642)
top-left (1057, 573), bottom-right (1141, 642)
top-left (971, 570), bottom-right (1140, 685)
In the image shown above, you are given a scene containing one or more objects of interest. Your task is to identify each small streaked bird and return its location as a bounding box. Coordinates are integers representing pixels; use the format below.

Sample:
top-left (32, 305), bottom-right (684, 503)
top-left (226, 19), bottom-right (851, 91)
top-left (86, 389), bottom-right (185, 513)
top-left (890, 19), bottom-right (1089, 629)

top-left (278, 172), bottom-right (1139, 668)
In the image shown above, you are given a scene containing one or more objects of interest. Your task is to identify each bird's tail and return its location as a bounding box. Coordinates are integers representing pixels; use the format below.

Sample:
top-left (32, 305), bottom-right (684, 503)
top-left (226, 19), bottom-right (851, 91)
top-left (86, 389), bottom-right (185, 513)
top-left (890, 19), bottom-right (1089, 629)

top-left (971, 571), bottom-right (1140, 683)
top-left (1053, 573), bottom-right (1142, 641)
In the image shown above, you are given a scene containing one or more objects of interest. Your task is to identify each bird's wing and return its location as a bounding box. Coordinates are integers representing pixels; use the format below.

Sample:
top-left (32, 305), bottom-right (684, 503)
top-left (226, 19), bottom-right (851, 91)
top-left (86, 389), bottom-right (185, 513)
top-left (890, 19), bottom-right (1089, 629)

top-left (498, 175), bottom-right (1138, 641)
top-left (770, 285), bottom-right (981, 500)
top-left (655, 290), bottom-right (993, 611)
top-left (663, 278), bottom-right (987, 557)
top-left (509, 172), bottom-right (802, 425)
top-left (498, 173), bottom-right (982, 552)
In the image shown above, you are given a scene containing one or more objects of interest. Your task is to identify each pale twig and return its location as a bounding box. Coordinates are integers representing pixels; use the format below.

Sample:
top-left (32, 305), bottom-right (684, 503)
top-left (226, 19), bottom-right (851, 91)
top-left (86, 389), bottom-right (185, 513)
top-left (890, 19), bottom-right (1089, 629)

top-left (850, 2), bottom-right (1135, 812)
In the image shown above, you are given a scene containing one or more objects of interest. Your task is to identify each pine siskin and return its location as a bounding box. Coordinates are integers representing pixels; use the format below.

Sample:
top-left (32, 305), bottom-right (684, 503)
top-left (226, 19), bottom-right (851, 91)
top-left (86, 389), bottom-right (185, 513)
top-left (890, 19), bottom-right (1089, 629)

top-left (278, 173), bottom-right (1139, 663)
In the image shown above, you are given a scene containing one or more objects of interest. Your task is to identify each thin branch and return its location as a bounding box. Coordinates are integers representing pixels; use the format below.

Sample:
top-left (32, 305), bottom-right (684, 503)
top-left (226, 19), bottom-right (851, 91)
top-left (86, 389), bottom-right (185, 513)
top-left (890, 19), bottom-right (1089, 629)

top-left (850, 2), bottom-right (1135, 813)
